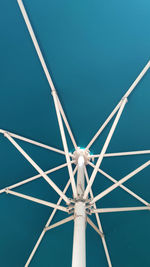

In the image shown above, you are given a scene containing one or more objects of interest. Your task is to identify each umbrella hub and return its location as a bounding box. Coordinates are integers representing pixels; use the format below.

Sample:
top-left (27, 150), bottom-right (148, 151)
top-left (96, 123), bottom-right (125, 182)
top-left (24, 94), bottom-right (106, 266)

top-left (73, 147), bottom-right (90, 165)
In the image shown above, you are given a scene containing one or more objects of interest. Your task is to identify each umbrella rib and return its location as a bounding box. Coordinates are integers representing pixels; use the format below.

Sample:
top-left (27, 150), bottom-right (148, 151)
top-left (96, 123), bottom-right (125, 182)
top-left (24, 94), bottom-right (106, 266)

top-left (16, 0), bottom-right (77, 150)
top-left (4, 132), bottom-right (70, 204)
top-left (17, 0), bottom-right (55, 91)
top-left (24, 166), bottom-right (77, 267)
top-left (0, 161), bottom-right (74, 195)
top-left (88, 161), bottom-right (149, 206)
top-left (84, 97), bottom-right (127, 200)
top-left (91, 160), bottom-right (150, 205)
top-left (0, 129), bottom-right (65, 155)
top-left (56, 95), bottom-right (78, 150)
top-left (45, 215), bottom-right (74, 231)
top-left (86, 216), bottom-right (104, 238)
top-left (92, 150), bottom-right (150, 158)
top-left (5, 189), bottom-right (67, 212)
top-left (52, 91), bottom-right (77, 198)
top-left (84, 167), bottom-right (112, 267)
top-left (86, 60), bottom-right (150, 150)
top-left (92, 206), bottom-right (150, 213)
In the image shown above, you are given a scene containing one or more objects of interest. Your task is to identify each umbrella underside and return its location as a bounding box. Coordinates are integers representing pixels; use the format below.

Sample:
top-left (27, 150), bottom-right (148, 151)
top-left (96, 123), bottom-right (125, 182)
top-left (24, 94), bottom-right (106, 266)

top-left (0, 0), bottom-right (150, 266)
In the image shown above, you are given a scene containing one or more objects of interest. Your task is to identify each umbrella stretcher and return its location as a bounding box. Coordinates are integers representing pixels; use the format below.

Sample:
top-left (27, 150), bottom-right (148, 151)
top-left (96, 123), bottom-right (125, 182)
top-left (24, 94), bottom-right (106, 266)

top-left (0, 0), bottom-right (150, 266)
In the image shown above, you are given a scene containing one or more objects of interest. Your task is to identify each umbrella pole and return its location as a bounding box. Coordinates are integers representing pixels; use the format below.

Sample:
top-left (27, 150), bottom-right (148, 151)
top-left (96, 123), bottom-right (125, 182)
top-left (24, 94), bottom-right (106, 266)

top-left (72, 155), bottom-right (86, 267)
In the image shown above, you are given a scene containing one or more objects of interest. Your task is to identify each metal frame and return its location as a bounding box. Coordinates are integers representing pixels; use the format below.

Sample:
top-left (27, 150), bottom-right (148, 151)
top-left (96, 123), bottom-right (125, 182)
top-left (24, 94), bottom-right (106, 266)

top-left (0, 0), bottom-right (150, 266)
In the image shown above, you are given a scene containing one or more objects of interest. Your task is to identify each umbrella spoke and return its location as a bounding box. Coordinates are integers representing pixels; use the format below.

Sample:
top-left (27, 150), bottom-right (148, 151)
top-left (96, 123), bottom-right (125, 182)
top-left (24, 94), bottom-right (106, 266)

top-left (86, 216), bottom-right (104, 238)
top-left (92, 206), bottom-right (150, 213)
top-left (86, 60), bottom-right (150, 150)
top-left (24, 166), bottom-right (77, 267)
top-left (56, 95), bottom-right (77, 150)
top-left (91, 150), bottom-right (150, 158)
top-left (88, 161), bottom-right (149, 206)
top-left (4, 132), bottom-right (70, 204)
top-left (84, 97), bottom-right (127, 200)
top-left (25, 230), bottom-right (46, 267)
top-left (16, 0), bottom-right (77, 151)
top-left (45, 215), bottom-right (74, 231)
top-left (5, 189), bottom-right (67, 212)
top-left (84, 167), bottom-right (112, 267)
top-left (17, 0), bottom-right (56, 91)
top-left (0, 129), bottom-right (65, 155)
top-left (91, 160), bottom-right (150, 205)
top-left (52, 90), bottom-right (77, 198)
top-left (0, 162), bottom-right (74, 195)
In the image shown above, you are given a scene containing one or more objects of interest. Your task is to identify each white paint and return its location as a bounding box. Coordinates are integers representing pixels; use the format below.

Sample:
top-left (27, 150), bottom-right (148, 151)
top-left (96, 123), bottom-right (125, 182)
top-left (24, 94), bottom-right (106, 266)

top-left (72, 202), bottom-right (86, 267)
top-left (72, 155), bottom-right (86, 267)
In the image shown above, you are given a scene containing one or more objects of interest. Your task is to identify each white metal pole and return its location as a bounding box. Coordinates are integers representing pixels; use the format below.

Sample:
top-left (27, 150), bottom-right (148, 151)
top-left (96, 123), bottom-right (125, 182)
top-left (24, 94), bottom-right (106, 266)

top-left (72, 156), bottom-right (86, 267)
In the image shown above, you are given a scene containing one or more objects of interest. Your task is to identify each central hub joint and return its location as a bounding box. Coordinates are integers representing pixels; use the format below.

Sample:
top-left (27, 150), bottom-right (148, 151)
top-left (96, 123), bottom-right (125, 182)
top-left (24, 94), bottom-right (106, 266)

top-left (73, 147), bottom-right (90, 165)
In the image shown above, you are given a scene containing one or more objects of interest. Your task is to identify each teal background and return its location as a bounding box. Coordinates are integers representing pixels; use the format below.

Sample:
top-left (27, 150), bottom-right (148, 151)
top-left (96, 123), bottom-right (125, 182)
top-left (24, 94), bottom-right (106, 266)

top-left (0, 0), bottom-right (150, 266)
